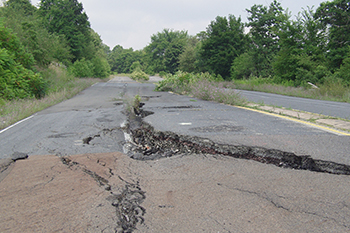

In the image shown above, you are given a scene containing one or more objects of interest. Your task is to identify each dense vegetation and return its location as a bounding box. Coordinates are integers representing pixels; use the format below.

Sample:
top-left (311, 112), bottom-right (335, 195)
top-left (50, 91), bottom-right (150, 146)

top-left (1, 0), bottom-right (350, 104)
top-left (0, 0), bottom-right (110, 101)
top-left (109, 0), bottom-right (350, 92)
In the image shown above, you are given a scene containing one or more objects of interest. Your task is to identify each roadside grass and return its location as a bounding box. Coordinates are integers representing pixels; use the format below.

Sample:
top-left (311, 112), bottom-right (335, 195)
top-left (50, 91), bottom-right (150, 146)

top-left (155, 71), bottom-right (246, 106)
top-left (0, 65), bottom-right (104, 130)
top-left (155, 71), bottom-right (350, 110)
top-left (229, 78), bottom-right (350, 103)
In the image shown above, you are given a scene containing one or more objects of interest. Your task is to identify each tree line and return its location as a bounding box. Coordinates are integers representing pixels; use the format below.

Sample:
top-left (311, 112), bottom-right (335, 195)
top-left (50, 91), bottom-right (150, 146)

top-left (109, 0), bottom-right (350, 87)
top-left (1, 0), bottom-right (349, 101)
top-left (0, 0), bottom-right (110, 100)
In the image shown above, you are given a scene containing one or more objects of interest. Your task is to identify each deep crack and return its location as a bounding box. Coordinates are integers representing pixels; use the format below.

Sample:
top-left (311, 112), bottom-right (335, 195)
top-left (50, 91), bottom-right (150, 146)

top-left (109, 177), bottom-right (146, 233)
top-left (123, 104), bottom-right (350, 175)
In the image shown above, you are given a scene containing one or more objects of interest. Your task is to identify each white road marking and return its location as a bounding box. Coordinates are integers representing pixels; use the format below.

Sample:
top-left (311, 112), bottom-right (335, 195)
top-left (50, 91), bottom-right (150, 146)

top-left (0, 114), bottom-right (36, 134)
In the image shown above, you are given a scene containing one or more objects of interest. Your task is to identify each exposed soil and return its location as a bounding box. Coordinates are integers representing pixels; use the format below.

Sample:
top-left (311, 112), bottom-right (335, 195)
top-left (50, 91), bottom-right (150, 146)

top-left (60, 154), bottom-right (146, 233)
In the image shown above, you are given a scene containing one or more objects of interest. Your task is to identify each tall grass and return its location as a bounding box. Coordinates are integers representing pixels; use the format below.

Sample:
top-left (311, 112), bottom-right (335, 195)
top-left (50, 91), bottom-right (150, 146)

top-left (156, 71), bottom-right (246, 106)
top-left (230, 77), bottom-right (350, 103)
top-left (190, 80), bottom-right (246, 106)
top-left (0, 65), bottom-right (102, 130)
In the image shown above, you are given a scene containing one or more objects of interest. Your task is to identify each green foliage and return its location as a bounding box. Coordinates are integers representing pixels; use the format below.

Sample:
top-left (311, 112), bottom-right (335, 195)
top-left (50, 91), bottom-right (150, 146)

top-left (315, 0), bottom-right (350, 70)
top-left (155, 71), bottom-right (223, 93)
top-left (145, 29), bottom-right (188, 74)
top-left (0, 19), bottom-right (46, 100)
top-left (200, 15), bottom-right (247, 79)
top-left (108, 45), bottom-right (143, 74)
top-left (39, 0), bottom-right (92, 62)
top-left (1, 0), bottom-right (73, 67)
top-left (155, 71), bottom-right (244, 106)
top-left (178, 36), bottom-right (203, 73)
top-left (130, 61), bottom-right (142, 72)
top-left (91, 56), bottom-right (110, 78)
top-left (69, 58), bottom-right (94, 78)
top-left (334, 48), bottom-right (350, 83)
top-left (231, 53), bottom-right (254, 79)
top-left (0, 18), bottom-right (34, 68)
top-left (130, 67), bottom-right (149, 82)
top-left (246, 0), bottom-right (286, 78)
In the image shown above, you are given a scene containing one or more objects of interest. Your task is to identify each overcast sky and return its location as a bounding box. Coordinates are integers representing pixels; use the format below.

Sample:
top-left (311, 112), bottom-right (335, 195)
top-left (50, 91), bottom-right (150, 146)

top-left (31, 0), bottom-right (325, 51)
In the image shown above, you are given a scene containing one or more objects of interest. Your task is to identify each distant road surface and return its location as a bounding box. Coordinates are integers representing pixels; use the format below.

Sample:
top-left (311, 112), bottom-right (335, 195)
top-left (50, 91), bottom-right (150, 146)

top-left (237, 89), bottom-right (350, 119)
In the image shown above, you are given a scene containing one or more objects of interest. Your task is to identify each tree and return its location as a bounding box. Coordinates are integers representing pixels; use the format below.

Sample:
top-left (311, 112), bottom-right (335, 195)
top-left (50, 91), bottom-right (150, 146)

top-left (0, 20), bottom-right (46, 99)
top-left (144, 29), bottom-right (188, 74)
top-left (108, 45), bottom-right (143, 74)
top-left (39, 0), bottom-right (92, 62)
top-left (315, 0), bottom-right (350, 70)
top-left (272, 12), bottom-right (302, 82)
top-left (246, 0), bottom-right (286, 77)
top-left (0, 0), bottom-right (72, 66)
top-left (4, 0), bottom-right (36, 15)
top-left (200, 15), bottom-right (247, 79)
top-left (178, 38), bottom-right (198, 73)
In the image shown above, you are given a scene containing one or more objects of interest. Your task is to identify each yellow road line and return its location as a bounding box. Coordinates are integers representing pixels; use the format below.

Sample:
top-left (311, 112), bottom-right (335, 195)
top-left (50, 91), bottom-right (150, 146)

top-left (235, 106), bottom-right (350, 136)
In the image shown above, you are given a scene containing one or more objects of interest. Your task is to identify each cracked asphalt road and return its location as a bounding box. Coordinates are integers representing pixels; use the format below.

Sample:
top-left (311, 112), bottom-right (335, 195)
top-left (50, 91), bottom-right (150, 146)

top-left (1, 77), bottom-right (350, 232)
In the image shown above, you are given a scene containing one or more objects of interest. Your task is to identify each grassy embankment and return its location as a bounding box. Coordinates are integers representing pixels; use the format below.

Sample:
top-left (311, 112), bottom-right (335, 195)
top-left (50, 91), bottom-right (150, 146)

top-left (0, 65), bottom-right (106, 130)
top-left (230, 77), bottom-right (350, 103)
top-left (156, 72), bottom-right (350, 104)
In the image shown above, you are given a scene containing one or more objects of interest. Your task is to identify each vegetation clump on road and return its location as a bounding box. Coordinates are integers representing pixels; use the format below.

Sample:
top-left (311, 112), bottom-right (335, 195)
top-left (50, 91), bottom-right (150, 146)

top-left (156, 71), bottom-right (246, 106)
top-left (129, 61), bottom-right (149, 82)
top-left (130, 67), bottom-right (149, 82)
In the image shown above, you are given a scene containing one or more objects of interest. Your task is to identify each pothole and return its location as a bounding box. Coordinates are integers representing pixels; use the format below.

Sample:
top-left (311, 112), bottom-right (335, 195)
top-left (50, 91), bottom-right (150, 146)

top-left (123, 103), bottom-right (350, 175)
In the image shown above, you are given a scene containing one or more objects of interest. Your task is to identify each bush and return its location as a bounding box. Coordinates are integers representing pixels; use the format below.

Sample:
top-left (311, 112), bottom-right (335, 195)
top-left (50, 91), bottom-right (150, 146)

top-left (69, 58), bottom-right (94, 77)
top-left (231, 53), bottom-right (254, 79)
top-left (155, 71), bottom-right (224, 93)
top-left (91, 56), bottom-right (110, 78)
top-left (130, 61), bottom-right (141, 72)
top-left (155, 71), bottom-right (245, 105)
top-left (130, 67), bottom-right (149, 81)
top-left (0, 22), bottom-right (47, 100)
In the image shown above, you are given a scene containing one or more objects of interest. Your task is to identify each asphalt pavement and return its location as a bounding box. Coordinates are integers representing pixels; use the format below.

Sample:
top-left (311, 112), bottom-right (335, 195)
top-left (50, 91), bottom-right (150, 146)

top-left (1, 77), bottom-right (350, 232)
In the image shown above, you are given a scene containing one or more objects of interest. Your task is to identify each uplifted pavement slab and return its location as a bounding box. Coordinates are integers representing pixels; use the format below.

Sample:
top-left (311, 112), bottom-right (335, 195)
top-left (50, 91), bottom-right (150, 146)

top-left (1, 152), bottom-right (350, 232)
top-left (0, 153), bottom-right (125, 232)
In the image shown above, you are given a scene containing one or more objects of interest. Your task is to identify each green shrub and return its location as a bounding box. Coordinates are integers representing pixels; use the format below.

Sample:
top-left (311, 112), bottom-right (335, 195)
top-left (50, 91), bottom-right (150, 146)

top-left (0, 21), bottom-right (47, 100)
top-left (155, 71), bottom-right (224, 93)
top-left (130, 67), bottom-right (149, 81)
top-left (231, 53), bottom-right (254, 80)
top-left (158, 71), bottom-right (167, 78)
top-left (91, 56), bottom-right (110, 78)
top-left (130, 61), bottom-right (141, 72)
top-left (69, 58), bottom-right (94, 77)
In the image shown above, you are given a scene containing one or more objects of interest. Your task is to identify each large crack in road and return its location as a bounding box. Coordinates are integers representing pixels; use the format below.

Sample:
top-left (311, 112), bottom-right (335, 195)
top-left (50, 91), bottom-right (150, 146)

top-left (122, 102), bottom-right (350, 176)
top-left (79, 99), bottom-right (350, 232)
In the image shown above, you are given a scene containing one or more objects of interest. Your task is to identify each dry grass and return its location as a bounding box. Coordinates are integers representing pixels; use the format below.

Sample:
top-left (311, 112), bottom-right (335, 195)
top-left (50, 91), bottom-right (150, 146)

top-left (0, 65), bottom-right (102, 130)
